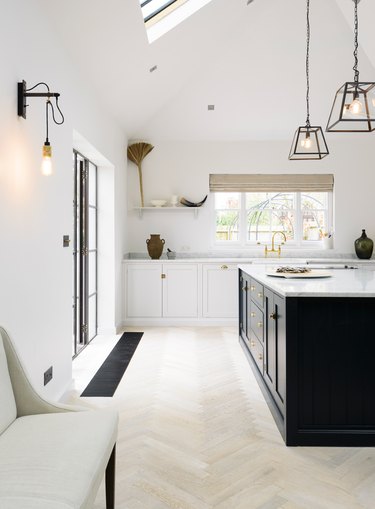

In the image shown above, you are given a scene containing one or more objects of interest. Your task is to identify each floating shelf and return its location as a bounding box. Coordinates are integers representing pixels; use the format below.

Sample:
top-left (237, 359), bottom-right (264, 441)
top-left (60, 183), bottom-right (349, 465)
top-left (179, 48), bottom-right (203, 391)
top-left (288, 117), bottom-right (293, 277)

top-left (133, 206), bottom-right (201, 219)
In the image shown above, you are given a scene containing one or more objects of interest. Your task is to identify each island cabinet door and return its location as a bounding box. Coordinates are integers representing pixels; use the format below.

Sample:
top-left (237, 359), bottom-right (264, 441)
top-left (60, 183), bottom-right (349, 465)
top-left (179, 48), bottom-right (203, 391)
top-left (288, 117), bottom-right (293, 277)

top-left (264, 288), bottom-right (286, 415)
top-left (239, 271), bottom-right (250, 342)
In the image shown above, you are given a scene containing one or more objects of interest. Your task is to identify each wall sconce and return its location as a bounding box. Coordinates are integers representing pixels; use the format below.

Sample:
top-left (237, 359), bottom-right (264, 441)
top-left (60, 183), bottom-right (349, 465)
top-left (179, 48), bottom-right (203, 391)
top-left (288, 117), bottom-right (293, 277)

top-left (17, 81), bottom-right (65, 176)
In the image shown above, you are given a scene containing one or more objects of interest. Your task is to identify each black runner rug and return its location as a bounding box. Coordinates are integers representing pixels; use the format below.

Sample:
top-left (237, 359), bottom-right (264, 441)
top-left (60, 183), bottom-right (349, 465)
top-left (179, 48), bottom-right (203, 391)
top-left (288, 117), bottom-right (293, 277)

top-left (81, 332), bottom-right (143, 397)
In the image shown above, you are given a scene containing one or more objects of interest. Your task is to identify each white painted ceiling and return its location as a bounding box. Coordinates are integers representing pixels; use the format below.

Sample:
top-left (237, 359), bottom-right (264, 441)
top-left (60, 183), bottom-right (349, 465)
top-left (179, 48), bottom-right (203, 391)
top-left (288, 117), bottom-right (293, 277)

top-left (37, 0), bottom-right (375, 141)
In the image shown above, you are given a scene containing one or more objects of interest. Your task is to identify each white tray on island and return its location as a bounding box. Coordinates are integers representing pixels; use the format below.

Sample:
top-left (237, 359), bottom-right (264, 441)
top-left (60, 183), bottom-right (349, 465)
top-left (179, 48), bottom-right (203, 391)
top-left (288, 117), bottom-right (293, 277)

top-left (266, 269), bottom-right (332, 279)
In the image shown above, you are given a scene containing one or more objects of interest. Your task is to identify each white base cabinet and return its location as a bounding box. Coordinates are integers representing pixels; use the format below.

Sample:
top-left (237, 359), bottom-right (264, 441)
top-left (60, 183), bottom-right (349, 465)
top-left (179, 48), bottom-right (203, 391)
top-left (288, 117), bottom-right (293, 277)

top-left (126, 264), bottom-right (163, 318)
top-left (163, 264), bottom-right (198, 317)
top-left (202, 263), bottom-right (238, 318)
top-left (125, 263), bottom-right (198, 320)
top-left (123, 261), bottom-right (239, 326)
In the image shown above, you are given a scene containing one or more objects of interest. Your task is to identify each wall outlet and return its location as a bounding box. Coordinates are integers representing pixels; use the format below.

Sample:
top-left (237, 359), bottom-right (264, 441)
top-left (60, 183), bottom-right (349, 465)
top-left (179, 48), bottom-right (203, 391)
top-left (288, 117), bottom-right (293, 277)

top-left (44, 366), bottom-right (53, 386)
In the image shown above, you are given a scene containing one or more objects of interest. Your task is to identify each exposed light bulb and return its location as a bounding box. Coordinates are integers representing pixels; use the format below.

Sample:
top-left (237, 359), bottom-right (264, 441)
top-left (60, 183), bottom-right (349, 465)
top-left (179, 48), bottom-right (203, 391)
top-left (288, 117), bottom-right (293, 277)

top-left (41, 140), bottom-right (53, 176)
top-left (349, 98), bottom-right (362, 115)
top-left (301, 133), bottom-right (312, 149)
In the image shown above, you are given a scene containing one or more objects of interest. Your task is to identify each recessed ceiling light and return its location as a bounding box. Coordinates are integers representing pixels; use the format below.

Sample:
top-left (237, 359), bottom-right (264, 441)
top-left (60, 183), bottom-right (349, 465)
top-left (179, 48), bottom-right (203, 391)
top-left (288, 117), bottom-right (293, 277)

top-left (149, 65), bottom-right (158, 73)
top-left (208, 105), bottom-right (215, 111)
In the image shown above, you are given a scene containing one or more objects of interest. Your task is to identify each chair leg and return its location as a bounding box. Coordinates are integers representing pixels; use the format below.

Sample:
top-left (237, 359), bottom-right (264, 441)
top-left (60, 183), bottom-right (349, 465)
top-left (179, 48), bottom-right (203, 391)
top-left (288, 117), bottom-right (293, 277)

top-left (105, 445), bottom-right (116, 509)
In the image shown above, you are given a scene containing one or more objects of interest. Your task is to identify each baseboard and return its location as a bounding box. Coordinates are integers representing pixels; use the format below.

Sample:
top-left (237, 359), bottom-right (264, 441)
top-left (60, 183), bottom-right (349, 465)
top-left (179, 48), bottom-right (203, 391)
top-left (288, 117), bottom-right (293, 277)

top-left (97, 326), bottom-right (118, 335)
top-left (122, 318), bottom-right (237, 327)
top-left (116, 322), bottom-right (126, 334)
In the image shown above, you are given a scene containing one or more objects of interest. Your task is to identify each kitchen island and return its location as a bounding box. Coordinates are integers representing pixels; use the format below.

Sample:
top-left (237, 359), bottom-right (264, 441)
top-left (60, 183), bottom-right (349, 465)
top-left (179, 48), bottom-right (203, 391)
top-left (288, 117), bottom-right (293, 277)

top-left (239, 265), bottom-right (375, 446)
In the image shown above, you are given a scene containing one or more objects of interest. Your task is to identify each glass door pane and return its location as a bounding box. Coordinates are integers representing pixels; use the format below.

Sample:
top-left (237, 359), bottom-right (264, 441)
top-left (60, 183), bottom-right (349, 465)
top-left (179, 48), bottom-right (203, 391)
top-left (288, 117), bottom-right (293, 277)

top-left (73, 152), bottom-right (98, 357)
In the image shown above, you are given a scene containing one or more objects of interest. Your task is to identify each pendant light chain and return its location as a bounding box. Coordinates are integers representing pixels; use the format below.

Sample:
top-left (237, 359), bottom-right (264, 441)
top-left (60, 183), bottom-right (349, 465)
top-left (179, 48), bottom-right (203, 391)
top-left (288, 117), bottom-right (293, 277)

top-left (305, 0), bottom-right (311, 128)
top-left (353, 0), bottom-right (360, 84)
top-left (289, 0), bottom-right (329, 158)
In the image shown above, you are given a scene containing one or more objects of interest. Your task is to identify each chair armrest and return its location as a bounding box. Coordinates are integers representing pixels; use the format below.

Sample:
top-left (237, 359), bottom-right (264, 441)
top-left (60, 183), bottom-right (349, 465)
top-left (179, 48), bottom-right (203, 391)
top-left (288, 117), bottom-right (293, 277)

top-left (1, 327), bottom-right (81, 416)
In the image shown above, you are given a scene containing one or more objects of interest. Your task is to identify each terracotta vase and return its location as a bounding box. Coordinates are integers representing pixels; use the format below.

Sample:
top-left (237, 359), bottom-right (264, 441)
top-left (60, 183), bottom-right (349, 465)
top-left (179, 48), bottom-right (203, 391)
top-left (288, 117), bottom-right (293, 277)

top-left (146, 234), bottom-right (165, 260)
top-left (354, 229), bottom-right (373, 259)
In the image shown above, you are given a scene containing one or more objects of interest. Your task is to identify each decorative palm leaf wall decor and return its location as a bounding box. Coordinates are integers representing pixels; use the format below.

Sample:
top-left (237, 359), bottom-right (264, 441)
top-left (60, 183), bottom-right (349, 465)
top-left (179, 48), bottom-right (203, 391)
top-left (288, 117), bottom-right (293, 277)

top-left (127, 142), bottom-right (154, 207)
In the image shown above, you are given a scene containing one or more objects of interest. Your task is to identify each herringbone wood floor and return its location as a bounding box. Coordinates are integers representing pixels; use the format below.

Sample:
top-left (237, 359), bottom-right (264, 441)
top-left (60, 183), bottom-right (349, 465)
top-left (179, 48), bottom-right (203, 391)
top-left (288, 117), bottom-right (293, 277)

top-left (69, 327), bottom-right (375, 509)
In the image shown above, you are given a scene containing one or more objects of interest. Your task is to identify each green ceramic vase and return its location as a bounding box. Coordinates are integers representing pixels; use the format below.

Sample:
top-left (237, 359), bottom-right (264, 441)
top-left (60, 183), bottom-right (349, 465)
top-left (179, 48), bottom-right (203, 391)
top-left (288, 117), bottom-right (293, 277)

top-left (354, 229), bottom-right (373, 259)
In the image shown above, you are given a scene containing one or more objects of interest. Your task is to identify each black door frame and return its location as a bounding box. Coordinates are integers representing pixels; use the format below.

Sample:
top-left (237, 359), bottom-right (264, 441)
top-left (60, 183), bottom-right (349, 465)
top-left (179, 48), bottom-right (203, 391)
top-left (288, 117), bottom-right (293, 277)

top-left (73, 150), bottom-right (98, 357)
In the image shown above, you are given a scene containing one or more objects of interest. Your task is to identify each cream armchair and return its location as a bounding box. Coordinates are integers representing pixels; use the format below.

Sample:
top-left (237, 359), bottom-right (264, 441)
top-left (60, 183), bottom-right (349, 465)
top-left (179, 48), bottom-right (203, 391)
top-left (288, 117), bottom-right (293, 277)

top-left (0, 326), bottom-right (118, 509)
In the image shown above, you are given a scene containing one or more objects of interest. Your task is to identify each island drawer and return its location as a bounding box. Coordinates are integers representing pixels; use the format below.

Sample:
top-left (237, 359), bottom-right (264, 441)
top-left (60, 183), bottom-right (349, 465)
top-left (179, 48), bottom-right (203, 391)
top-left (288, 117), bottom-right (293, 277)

top-left (250, 302), bottom-right (264, 342)
top-left (250, 278), bottom-right (264, 308)
top-left (249, 333), bottom-right (264, 374)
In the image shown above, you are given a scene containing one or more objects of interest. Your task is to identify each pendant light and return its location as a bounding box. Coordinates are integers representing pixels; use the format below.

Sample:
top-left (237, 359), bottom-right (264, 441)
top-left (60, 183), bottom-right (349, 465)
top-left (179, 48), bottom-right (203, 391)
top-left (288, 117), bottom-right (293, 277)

top-left (289, 0), bottom-right (329, 160)
top-left (326, 0), bottom-right (375, 132)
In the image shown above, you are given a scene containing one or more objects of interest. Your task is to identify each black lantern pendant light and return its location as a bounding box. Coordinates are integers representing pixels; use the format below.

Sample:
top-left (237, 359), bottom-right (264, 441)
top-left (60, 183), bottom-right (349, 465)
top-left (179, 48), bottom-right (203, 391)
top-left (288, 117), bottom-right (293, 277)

top-left (289, 0), bottom-right (329, 160)
top-left (327, 0), bottom-right (375, 132)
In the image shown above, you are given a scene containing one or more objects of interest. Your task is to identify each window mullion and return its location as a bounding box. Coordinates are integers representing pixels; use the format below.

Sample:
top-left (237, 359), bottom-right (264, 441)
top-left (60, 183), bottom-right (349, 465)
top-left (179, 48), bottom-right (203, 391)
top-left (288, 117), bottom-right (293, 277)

top-left (328, 192), bottom-right (333, 236)
top-left (241, 193), bottom-right (246, 246)
top-left (296, 192), bottom-right (302, 245)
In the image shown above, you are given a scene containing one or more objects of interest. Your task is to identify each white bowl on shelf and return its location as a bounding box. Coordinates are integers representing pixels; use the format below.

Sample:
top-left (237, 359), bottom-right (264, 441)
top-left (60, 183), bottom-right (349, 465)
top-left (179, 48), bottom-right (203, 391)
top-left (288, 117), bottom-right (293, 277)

top-left (150, 200), bottom-right (167, 207)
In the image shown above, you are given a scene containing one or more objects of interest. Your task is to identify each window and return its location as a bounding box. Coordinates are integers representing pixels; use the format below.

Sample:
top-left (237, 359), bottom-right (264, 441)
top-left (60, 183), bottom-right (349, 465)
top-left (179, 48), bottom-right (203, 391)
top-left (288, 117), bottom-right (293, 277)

top-left (214, 191), bottom-right (332, 247)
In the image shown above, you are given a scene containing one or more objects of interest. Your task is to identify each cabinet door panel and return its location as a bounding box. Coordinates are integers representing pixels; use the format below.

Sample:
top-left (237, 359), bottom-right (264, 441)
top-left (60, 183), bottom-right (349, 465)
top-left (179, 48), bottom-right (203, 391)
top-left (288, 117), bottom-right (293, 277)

top-left (239, 271), bottom-right (250, 340)
top-left (163, 264), bottom-right (198, 317)
top-left (264, 288), bottom-right (285, 415)
top-left (274, 294), bottom-right (286, 407)
top-left (127, 264), bottom-right (162, 317)
top-left (250, 278), bottom-right (264, 309)
top-left (250, 302), bottom-right (264, 342)
top-left (203, 264), bottom-right (238, 318)
top-left (264, 288), bottom-right (276, 389)
top-left (249, 332), bottom-right (264, 375)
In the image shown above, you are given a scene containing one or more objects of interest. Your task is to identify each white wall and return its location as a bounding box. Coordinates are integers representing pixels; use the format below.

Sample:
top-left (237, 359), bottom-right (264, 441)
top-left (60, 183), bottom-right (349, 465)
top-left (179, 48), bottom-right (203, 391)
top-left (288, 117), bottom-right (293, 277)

top-left (0, 0), bottom-right (127, 398)
top-left (127, 138), bottom-right (375, 255)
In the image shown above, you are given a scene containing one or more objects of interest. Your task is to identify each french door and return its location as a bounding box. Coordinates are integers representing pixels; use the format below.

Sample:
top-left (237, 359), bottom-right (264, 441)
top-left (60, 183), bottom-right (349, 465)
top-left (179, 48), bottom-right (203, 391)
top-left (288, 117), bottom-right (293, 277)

top-left (73, 151), bottom-right (98, 357)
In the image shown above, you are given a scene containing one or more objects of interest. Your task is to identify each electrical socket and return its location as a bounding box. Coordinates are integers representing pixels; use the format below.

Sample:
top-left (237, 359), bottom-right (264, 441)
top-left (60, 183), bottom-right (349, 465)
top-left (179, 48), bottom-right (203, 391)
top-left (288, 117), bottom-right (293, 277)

top-left (44, 366), bottom-right (53, 386)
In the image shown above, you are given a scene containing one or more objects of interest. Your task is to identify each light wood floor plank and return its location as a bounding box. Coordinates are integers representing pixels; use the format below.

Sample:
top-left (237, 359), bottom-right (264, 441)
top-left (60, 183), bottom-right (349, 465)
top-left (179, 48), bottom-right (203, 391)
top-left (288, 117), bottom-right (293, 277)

top-left (68, 327), bottom-right (375, 508)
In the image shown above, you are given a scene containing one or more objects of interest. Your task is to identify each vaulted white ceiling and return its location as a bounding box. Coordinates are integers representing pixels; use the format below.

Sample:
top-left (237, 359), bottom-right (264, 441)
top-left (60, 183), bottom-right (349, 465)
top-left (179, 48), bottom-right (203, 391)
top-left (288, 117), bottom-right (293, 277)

top-left (37, 0), bottom-right (375, 141)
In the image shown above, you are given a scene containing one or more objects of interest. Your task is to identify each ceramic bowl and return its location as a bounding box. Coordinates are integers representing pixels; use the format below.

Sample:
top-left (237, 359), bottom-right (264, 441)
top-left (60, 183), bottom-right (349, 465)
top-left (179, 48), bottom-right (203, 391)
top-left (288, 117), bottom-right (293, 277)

top-left (150, 200), bottom-right (167, 207)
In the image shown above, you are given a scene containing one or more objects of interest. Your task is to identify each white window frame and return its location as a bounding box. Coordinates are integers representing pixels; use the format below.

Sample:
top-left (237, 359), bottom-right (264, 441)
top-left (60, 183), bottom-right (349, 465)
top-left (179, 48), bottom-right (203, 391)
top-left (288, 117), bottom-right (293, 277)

top-left (211, 191), bottom-right (333, 250)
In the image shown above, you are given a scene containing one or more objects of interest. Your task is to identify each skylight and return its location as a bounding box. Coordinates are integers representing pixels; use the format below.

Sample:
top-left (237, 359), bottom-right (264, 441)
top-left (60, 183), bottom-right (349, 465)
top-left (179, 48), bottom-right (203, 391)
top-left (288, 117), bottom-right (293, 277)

top-left (139, 0), bottom-right (214, 43)
top-left (140, 0), bottom-right (180, 24)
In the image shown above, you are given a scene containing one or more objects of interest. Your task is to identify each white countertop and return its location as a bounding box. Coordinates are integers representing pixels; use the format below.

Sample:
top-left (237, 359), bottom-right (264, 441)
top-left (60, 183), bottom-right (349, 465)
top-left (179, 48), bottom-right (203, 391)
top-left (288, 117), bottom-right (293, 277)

top-left (123, 257), bottom-right (375, 266)
top-left (238, 264), bottom-right (375, 297)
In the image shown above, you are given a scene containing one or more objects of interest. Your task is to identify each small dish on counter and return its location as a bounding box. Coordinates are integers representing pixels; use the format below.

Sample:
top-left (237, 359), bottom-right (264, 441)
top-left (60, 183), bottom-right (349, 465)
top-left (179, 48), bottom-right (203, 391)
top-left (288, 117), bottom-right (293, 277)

top-left (150, 200), bottom-right (167, 207)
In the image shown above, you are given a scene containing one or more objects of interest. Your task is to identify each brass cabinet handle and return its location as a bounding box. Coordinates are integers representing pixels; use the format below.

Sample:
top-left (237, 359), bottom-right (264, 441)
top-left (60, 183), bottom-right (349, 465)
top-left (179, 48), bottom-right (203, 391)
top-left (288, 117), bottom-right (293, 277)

top-left (250, 312), bottom-right (256, 317)
top-left (258, 353), bottom-right (263, 361)
top-left (242, 286), bottom-right (248, 291)
top-left (251, 341), bottom-right (255, 347)
top-left (250, 285), bottom-right (255, 291)
top-left (257, 292), bottom-right (263, 298)
top-left (257, 322), bottom-right (263, 328)
top-left (269, 312), bottom-right (277, 320)
top-left (221, 264), bottom-right (228, 270)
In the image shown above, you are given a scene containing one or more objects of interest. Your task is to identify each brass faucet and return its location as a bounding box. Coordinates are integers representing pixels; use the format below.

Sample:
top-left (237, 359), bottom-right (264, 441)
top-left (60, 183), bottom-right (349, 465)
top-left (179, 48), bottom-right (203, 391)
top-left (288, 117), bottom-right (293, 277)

top-left (265, 231), bottom-right (287, 257)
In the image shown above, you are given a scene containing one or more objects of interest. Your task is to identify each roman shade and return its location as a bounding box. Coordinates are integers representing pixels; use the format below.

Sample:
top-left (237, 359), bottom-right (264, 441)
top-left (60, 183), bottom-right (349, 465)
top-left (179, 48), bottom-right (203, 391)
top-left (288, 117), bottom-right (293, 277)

top-left (209, 174), bottom-right (334, 193)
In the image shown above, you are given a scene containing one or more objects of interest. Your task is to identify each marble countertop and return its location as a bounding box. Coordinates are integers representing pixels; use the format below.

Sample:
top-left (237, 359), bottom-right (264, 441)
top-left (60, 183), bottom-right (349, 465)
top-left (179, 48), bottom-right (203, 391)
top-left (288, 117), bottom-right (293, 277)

top-left (123, 256), bottom-right (375, 265)
top-left (238, 264), bottom-right (375, 297)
